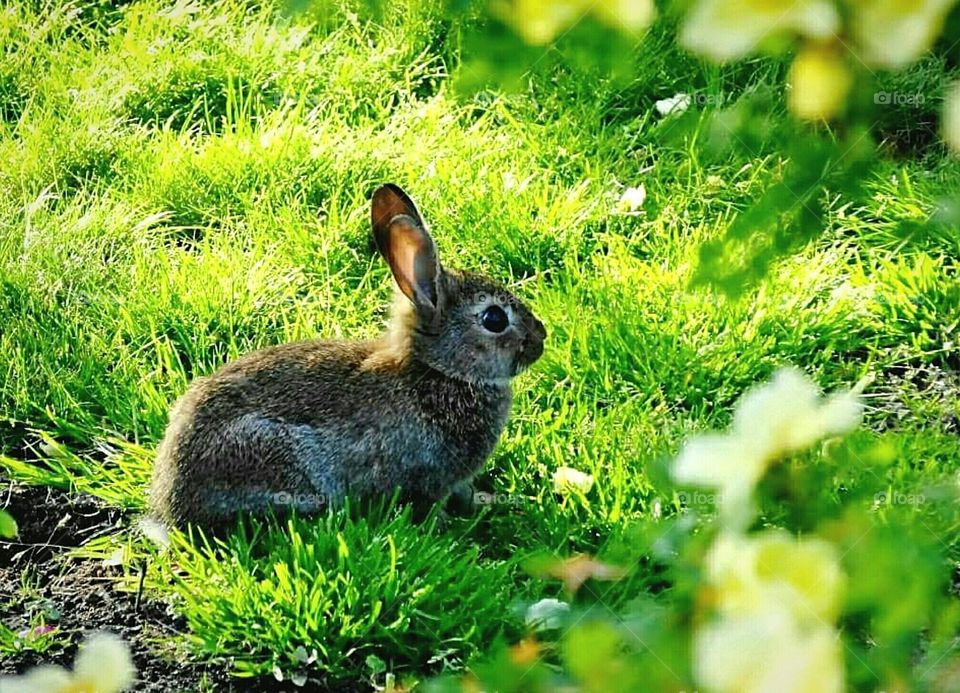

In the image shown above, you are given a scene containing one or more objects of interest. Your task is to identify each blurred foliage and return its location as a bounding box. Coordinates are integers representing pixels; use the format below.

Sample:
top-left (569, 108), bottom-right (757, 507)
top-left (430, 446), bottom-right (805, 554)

top-left (430, 385), bottom-right (960, 692)
top-left (419, 0), bottom-right (960, 295)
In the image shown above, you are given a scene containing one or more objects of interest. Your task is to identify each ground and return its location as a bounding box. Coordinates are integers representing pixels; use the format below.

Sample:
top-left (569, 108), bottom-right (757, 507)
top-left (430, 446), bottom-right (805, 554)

top-left (1, 1), bottom-right (959, 690)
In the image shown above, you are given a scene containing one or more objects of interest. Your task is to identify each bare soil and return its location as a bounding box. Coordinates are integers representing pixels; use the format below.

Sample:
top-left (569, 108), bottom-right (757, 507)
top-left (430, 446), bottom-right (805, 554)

top-left (0, 481), bottom-right (366, 692)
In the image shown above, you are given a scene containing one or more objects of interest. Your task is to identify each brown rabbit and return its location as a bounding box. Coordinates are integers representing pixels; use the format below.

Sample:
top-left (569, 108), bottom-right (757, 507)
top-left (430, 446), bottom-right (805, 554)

top-left (149, 184), bottom-right (546, 529)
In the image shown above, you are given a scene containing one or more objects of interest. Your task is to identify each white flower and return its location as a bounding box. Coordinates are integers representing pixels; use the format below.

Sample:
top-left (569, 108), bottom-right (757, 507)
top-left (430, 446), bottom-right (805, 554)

top-left (617, 184), bottom-right (647, 213)
top-left (694, 610), bottom-right (844, 693)
top-left (680, 0), bottom-right (840, 62)
top-left (525, 598), bottom-right (570, 630)
top-left (847, 0), bottom-right (959, 70)
top-left (139, 516), bottom-right (171, 548)
top-left (1, 632), bottom-right (136, 693)
top-left (502, 171), bottom-right (530, 193)
top-left (553, 466), bottom-right (595, 495)
top-left (704, 530), bottom-right (845, 626)
top-left (732, 368), bottom-right (863, 458)
top-left (674, 433), bottom-right (758, 524)
top-left (672, 367), bottom-right (863, 529)
top-left (943, 81), bottom-right (960, 155)
top-left (655, 93), bottom-right (692, 117)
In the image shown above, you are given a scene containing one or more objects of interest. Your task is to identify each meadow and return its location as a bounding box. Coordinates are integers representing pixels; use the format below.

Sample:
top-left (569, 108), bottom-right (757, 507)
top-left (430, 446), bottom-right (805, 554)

top-left (1, 1), bottom-right (959, 691)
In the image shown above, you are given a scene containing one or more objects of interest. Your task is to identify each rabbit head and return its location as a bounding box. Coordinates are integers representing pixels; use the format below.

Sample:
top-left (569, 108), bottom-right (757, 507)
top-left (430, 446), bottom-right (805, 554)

top-left (372, 183), bottom-right (546, 386)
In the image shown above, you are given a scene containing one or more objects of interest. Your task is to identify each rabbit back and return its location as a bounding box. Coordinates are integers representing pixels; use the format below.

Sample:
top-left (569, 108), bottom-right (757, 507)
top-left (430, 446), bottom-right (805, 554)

top-left (150, 338), bottom-right (511, 527)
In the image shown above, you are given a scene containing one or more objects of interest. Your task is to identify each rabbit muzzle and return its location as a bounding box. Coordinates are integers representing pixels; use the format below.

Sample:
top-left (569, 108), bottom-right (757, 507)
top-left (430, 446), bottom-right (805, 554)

top-left (515, 317), bottom-right (546, 371)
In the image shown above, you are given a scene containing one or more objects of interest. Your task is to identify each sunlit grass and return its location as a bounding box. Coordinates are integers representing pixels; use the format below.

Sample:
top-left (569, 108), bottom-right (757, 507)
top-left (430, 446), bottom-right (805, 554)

top-left (1, 0), bottom-right (958, 684)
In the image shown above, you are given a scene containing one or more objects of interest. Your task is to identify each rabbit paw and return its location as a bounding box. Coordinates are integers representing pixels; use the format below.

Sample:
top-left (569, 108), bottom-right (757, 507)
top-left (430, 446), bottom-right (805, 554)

top-left (445, 481), bottom-right (476, 516)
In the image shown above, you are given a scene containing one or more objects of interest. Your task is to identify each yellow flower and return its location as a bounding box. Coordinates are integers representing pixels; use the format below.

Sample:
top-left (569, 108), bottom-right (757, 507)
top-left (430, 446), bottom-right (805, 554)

top-left (592, 0), bottom-right (656, 34)
top-left (680, 0), bottom-right (840, 62)
top-left (672, 367), bottom-right (863, 528)
top-left (494, 0), bottom-right (588, 45)
top-left (846, 0), bottom-right (959, 69)
top-left (705, 530), bottom-right (845, 625)
top-left (787, 44), bottom-right (852, 121)
top-left (496, 0), bottom-right (655, 45)
top-left (0, 632), bottom-right (136, 693)
top-left (553, 466), bottom-right (595, 494)
top-left (694, 610), bottom-right (844, 693)
top-left (942, 80), bottom-right (960, 154)
top-left (694, 528), bottom-right (847, 691)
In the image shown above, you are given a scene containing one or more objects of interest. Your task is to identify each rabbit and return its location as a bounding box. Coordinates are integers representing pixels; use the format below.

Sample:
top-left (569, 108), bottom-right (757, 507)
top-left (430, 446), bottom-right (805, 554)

top-left (149, 183), bottom-right (547, 530)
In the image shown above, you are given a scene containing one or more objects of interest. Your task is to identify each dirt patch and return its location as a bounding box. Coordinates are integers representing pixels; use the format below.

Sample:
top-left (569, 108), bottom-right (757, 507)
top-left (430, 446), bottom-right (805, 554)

top-left (0, 481), bottom-right (368, 692)
top-left (0, 482), bottom-right (124, 566)
top-left (871, 362), bottom-right (960, 434)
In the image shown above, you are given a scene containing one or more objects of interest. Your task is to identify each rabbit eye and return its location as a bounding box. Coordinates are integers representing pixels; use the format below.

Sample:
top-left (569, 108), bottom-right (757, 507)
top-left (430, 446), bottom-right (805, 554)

top-left (480, 305), bottom-right (509, 333)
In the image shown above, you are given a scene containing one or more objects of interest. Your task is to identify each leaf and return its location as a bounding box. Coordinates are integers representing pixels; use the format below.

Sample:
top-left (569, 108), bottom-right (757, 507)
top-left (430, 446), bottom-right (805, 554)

top-left (366, 654), bottom-right (387, 674)
top-left (0, 509), bottom-right (17, 539)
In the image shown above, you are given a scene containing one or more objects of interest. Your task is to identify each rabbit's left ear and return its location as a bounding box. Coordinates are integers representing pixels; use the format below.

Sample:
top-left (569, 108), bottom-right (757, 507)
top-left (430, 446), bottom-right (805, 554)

top-left (371, 184), bottom-right (440, 311)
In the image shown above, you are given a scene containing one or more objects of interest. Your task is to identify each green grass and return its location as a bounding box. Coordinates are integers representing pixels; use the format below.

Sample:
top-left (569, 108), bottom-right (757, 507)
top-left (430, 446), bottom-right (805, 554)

top-left (2, 0), bottom-right (959, 687)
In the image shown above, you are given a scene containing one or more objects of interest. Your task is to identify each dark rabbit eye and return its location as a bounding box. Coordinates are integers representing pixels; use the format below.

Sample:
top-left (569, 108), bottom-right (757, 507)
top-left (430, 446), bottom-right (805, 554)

top-left (480, 305), bottom-right (509, 333)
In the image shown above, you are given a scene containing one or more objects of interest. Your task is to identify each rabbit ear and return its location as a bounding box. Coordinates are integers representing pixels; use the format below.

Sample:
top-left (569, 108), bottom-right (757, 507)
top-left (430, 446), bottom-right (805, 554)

top-left (371, 184), bottom-right (440, 310)
top-left (371, 183), bottom-right (424, 229)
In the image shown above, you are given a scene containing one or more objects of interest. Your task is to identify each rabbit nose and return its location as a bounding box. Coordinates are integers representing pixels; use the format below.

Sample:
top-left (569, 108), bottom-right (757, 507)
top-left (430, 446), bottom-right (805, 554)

top-left (525, 337), bottom-right (544, 362)
top-left (520, 329), bottom-right (545, 363)
top-left (533, 318), bottom-right (546, 340)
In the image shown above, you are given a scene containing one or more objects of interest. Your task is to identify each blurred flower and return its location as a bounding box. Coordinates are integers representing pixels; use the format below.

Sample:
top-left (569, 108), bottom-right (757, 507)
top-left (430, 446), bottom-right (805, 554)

top-left (593, 0), bottom-right (656, 34)
top-left (943, 81), bottom-right (960, 154)
top-left (494, 0), bottom-right (587, 45)
top-left (787, 44), bottom-right (851, 121)
top-left (617, 184), bottom-right (647, 213)
top-left (525, 598), bottom-right (570, 630)
top-left (672, 367), bottom-right (863, 528)
top-left (1, 632), bottom-right (136, 693)
top-left (509, 638), bottom-right (542, 665)
top-left (847, 0), bottom-right (958, 69)
top-left (704, 530), bottom-right (845, 625)
top-left (655, 93), bottom-right (692, 116)
top-left (553, 466), bottom-right (595, 494)
top-left (542, 554), bottom-right (626, 593)
top-left (681, 0), bottom-right (840, 62)
top-left (694, 609), bottom-right (843, 693)
top-left (496, 0), bottom-right (655, 46)
top-left (732, 368), bottom-right (864, 456)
